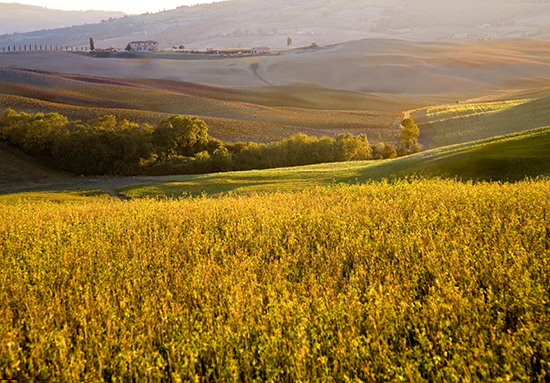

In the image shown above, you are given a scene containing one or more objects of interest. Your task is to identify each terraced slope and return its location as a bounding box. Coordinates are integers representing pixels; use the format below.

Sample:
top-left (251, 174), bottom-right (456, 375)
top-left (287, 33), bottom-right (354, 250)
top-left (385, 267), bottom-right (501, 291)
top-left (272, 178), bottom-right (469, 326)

top-left (415, 93), bottom-right (550, 149)
top-left (0, 67), bottom-right (418, 144)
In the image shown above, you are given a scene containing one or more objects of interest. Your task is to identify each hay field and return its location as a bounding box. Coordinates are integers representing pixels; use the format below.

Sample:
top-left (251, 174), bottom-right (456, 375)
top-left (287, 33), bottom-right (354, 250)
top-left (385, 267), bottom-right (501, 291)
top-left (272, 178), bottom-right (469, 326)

top-left (2, 38), bottom-right (550, 146)
top-left (0, 66), bottom-right (408, 144)
top-left (3, 39), bottom-right (550, 93)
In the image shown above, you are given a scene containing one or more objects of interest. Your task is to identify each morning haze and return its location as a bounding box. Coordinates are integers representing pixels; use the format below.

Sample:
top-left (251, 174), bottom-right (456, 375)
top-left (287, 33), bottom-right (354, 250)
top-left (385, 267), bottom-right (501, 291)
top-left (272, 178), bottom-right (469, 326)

top-left (1, 0), bottom-right (550, 381)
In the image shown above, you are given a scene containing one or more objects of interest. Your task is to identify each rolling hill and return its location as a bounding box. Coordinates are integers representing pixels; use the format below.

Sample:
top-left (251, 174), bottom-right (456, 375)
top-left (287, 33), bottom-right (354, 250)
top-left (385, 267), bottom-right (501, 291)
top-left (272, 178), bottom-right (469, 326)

top-left (118, 125), bottom-right (550, 198)
top-left (0, 3), bottom-right (125, 35)
top-left (3, 38), bottom-right (550, 94)
top-left (2, 124), bottom-right (549, 198)
top-left (412, 91), bottom-right (550, 149)
top-left (2, 38), bottom-right (550, 146)
top-left (1, 0), bottom-right (550, 51)
top-left (0, 66), bottom-right (407, 144)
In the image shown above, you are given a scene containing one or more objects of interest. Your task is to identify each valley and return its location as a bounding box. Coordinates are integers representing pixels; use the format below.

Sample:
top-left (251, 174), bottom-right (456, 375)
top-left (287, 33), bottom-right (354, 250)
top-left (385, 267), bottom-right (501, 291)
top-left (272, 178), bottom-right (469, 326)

top-left (2, 2), bottom-right (550, 379)
top-left (2, 37), bottom-right (550, 196)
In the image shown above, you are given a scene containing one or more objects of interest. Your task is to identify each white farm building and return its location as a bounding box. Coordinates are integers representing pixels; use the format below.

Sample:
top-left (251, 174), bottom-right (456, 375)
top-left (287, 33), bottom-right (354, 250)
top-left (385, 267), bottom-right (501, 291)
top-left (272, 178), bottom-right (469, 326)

top-left (128, 40), bottom-right (159, 51)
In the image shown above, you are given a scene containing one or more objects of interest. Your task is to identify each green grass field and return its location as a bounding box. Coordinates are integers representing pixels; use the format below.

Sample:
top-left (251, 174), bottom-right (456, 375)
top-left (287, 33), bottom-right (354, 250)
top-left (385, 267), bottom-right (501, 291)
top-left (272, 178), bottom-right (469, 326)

top-left (118, 126), bottom-right (550, 198)
top-left (2, 124), bottom-right (550, 199)
top-left (417, 94), bottom-right (550, 149)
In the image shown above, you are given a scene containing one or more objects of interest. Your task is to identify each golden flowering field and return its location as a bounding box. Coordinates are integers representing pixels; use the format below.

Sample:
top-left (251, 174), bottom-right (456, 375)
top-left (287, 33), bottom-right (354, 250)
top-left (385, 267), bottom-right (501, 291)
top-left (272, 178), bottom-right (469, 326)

top-left (1, 179), bottom-right (550, 381)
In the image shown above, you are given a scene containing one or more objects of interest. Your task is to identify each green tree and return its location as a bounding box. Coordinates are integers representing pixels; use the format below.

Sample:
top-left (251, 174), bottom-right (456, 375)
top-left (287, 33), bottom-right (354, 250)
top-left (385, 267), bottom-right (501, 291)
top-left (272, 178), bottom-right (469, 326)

top-left (211, 146), bottom-right (233, 172)
top-left (398, 118), bottom-right (422, 156)
top-left (23, 112), bottom-right (68, 155)
top-left (333, 133), bottom-right (372, 162)
top-left (372, 142), bottom-right (397, 160)
top-left (400, 118), bottom-right (420, 142)
top-left (152, 115), bottom-right (209, 158)
top-left (0, 110), bottom-right (68, 155)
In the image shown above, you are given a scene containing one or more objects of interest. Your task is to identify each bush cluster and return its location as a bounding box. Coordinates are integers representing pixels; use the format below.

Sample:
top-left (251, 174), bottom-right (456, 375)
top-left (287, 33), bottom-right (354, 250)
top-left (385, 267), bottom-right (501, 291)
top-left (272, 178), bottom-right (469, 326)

top-left (0, 109), bottom-right (416, 176)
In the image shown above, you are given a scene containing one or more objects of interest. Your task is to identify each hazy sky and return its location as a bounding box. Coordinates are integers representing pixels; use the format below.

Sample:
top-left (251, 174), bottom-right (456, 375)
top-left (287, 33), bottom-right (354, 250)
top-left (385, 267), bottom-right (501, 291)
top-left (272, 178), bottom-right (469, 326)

top-left (6, 0), bottom-right (223, 14)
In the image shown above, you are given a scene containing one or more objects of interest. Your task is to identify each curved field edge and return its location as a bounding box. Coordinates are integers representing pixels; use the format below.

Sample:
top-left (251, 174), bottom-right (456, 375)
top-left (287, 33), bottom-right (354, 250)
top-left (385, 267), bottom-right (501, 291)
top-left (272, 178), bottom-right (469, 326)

top-left (1, 180), bottom-right (550, 381)
top-left (0, 190), bottom-right (115, 203)
top-left (416, 94), bottom-right (550, 149)
top-left (120, 126), bottom-right (550, 198)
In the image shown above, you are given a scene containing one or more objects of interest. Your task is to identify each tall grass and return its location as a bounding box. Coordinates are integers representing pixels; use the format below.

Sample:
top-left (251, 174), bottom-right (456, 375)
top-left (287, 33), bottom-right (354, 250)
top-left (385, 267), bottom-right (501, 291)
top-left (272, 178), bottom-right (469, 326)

top-left (1, 179), bottom-right (550, 381)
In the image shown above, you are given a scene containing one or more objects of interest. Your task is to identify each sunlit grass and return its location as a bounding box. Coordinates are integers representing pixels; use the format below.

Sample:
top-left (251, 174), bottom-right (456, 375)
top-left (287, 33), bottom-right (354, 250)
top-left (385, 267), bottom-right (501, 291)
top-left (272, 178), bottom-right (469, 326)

top-left (426, 99), bottom-right (533, 121)
top-left (120, 126), bottom-right (550, 198)
top-left (420, 95), bottom-right (550, 148)
top-left (0, 190), bottom-right (112, 203)
top-left (1, 179), bottom-right (550, 381)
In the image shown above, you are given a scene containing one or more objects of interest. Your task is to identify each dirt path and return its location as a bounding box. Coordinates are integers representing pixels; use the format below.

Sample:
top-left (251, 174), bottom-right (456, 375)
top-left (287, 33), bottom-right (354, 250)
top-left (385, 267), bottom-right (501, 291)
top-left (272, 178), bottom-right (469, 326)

top-left (249, 63), bottom-right (272, 86)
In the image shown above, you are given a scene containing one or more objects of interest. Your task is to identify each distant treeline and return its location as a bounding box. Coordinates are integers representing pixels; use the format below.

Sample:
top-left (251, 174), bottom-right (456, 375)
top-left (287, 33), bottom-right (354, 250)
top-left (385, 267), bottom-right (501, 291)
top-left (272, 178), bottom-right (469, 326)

top-left (0, 109), bottom-right (421, 176)
top-left (1, 45), bottom-right (89, 52)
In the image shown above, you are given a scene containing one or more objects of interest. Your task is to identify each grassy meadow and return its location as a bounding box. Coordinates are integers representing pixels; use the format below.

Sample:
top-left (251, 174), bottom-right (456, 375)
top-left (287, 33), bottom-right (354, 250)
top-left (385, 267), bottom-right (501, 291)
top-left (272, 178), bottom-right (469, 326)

top-left (2, 36), bottom-right (550, 381)
top-left (118, 125), bottom-right (550, 198)
top-left (415, 93), bottom-right (550, 149)
top-left (1, 179), bottom-right (550, 381)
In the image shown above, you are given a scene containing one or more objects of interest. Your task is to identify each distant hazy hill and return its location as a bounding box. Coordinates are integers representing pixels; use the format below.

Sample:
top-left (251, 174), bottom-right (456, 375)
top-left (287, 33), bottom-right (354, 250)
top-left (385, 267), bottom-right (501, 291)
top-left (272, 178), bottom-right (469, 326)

top-left (0, 3), bottom-right (125, 35)
top-left (1, 0), bottom-right (550, 50)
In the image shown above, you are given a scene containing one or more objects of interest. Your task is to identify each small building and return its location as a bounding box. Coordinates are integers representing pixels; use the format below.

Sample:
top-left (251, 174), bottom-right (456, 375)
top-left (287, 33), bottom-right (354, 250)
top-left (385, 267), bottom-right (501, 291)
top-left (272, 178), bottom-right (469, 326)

top-left (251, 47), bottom-right (271, 55)
top-left (128, 40), bottom-right (159, 51)
top-left (212, 48), bottom-right (252, 56)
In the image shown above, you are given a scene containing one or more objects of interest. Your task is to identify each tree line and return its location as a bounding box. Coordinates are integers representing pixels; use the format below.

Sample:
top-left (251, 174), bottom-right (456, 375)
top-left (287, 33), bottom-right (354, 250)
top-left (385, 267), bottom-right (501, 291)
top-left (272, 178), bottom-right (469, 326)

top-left (0, 109), bottom-right (421, 176)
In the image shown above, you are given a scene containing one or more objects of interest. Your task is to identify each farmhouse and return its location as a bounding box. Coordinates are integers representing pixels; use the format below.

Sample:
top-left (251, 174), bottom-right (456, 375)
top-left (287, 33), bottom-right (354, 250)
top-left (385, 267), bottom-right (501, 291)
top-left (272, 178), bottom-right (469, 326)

top-left (251, 47), bottom-right (271, 54)
top-left (212, 48), bottom-right (252, 56)
top-left (128, 40), bottom-right (159, 51)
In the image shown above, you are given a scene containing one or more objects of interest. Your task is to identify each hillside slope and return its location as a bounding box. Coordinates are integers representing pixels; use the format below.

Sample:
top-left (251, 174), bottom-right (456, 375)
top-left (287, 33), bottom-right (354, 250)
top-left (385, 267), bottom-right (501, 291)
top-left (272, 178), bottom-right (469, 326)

top-left (0, 67), bottom-right (410, 144)
top-left (1, 0), bottom-right (550, 50)
top-left (2, 125), bottom-right (550, 197)
top-left (0, 142), bottom-right (66, 186)
top-left (0, 3), bottom-right (124, 35)
top-left (3, 39), bottom-right (550, 94)
top-left (415, 93), bottom-right (550, 149)
top-left (118, 126), bottom-right (550, 198)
